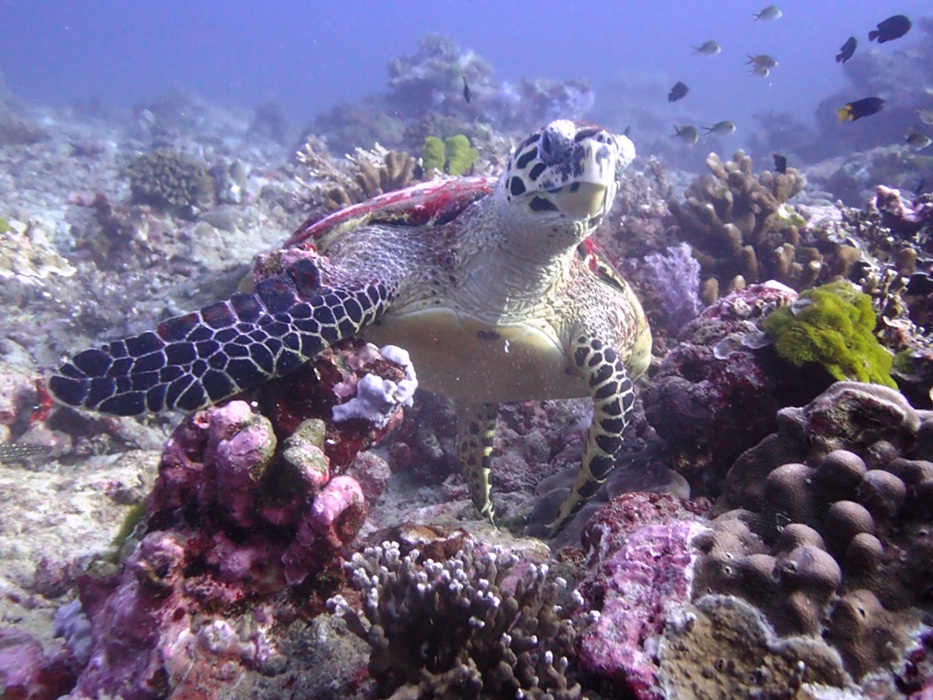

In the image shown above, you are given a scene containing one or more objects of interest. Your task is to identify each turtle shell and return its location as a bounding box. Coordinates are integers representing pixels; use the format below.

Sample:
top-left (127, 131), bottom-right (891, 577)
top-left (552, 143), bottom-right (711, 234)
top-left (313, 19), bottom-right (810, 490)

top-left (284, 176), bottom-right (496, 251)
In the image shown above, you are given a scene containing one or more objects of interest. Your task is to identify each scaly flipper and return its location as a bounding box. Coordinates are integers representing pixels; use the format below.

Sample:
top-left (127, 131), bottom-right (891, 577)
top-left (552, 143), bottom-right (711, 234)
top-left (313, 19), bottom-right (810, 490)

top-left (49, 257), bottom-right (395, 416)
top-left (548, 336), bottom-right (636, 535)
top-left (456, 401), bottom-right (499, 523)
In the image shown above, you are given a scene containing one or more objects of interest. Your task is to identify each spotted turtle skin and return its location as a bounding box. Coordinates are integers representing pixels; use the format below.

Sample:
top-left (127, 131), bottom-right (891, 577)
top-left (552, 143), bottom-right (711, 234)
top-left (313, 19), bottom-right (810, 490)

top-left (49, 119), bottom-right (651, 535)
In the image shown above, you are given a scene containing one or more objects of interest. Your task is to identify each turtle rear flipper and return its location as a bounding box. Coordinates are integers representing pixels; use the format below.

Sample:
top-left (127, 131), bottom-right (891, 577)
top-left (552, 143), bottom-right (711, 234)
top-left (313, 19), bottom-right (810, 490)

top-left (49, 263), bottom-right (393, 416)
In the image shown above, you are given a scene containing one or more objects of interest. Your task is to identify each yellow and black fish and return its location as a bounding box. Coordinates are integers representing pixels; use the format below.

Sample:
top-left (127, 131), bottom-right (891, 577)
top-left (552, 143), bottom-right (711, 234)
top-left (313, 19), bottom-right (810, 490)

top-left (836, 37), bottom-right (857, 64)
top-left (668, 81), bottom-right (689, 102)
top-left (837, 97), bottom-right (884, 122)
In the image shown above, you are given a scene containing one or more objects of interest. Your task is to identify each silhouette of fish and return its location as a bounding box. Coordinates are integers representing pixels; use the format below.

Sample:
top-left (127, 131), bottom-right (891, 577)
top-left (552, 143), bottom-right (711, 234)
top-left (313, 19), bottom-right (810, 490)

top-left (869, 15), bottom-right (911, 44)
top-left (836, 37), bottom-right (857, 63)
top-left (668, 81), bottom-right (689, 102)
top-left (462, 76), bottom-right (472, 103)
top-left (773, 154), bottom-right (788, 174)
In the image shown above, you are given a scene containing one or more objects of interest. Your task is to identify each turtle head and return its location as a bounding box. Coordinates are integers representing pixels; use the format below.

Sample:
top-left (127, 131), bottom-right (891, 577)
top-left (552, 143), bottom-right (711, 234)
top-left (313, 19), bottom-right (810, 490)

top-left (497, 120), bottom-right (635, 249)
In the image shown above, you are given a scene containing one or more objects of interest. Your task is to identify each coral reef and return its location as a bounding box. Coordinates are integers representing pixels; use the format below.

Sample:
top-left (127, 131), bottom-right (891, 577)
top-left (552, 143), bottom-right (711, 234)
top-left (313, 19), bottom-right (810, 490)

top-left (763, 280), bottom-right (897, 388)
top-left (643, 283), bottom-right (829, 496)
top-left (701, 382), bottom-right (933, 687)
top-left (313, 34), bottom-right (594, 154)
top-left (125, 148), bottom-right (216, 218)
top-left (578, 382), bottom-right (933, 698)
top-left (330, 535), bottom-right (591, 699)
top-left (668, 150), bottom-right (809, 301)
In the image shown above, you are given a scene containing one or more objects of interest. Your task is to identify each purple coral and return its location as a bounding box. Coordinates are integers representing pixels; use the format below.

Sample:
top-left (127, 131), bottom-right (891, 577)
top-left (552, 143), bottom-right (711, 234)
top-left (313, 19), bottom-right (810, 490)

top-left (641, 242), bottom-right (704, 332)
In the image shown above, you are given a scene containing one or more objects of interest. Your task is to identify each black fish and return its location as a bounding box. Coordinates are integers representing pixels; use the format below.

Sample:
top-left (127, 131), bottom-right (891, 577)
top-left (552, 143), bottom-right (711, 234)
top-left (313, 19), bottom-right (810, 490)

top-left (836, 36), bottom-right (857, 63)
top-left (837, 97), bottom-right (885, 122)
top-left (773, 154), bottom-right (787, 174)
top-left (462, 76), bottom-right (471, 103)
top-left (869, 14), bottom-right (911, 43)
top-left (668, 81), bottom-right (689, 102)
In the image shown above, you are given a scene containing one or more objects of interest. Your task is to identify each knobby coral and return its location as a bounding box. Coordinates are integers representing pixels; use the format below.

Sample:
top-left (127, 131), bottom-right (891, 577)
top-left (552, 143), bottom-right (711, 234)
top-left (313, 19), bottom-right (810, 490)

top-left (329, 537), bottom-right (591, 699)
top-left (125, 148), bottom-right (215, 218)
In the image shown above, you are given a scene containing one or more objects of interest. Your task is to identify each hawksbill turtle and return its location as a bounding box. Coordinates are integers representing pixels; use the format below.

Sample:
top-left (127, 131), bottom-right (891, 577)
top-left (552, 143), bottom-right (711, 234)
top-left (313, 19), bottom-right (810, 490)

top-left (48, 119), bottom-right (651, 535)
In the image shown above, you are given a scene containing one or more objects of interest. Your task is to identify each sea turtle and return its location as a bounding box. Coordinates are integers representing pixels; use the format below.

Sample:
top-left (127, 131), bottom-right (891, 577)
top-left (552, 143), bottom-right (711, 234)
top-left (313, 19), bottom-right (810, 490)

top-left (48, 119), bottom-right (651, 535)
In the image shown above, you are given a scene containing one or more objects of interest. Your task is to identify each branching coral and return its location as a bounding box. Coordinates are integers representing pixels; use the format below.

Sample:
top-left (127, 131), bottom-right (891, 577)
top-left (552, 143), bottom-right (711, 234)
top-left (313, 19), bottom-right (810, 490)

top-left (295, 138), bottom-right (418, 210)
top-left (329, 538), bottom-right (590, 699)
top-left (669, 150), bottom-right (810, 300)
top-left (125, 148), bottom-right (215, 218)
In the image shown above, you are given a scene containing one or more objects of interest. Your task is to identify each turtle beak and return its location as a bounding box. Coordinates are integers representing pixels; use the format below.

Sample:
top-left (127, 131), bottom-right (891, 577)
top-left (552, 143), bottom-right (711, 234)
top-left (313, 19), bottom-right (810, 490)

top-left (550, 181), bottom-right (610, 219)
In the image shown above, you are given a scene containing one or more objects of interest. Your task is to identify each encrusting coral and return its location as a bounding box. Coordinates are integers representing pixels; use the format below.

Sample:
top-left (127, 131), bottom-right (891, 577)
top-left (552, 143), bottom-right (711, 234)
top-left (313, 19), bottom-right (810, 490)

top-left (763, 280), bottom-right (898, 388)
top-left (669, 150), bottom-right (810, 301)
top-left (329, 536), bottom-right (591, 699)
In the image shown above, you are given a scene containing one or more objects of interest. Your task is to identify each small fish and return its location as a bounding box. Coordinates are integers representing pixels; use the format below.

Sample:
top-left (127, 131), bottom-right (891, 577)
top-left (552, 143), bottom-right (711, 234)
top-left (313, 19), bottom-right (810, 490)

top-left (915, 178), bottom-right (927, 196)
top-left (869, 14), bottom-right (911, 44)
top-left (750, 66), bottom-right (771, 78)
top-left (773, 154), bottom-right (788, 174)
top-left (753, 5), bottom-right (782, 21)
top-left (462, 76), bottom-right (471, 104)
top-left (668, 81), bottom-right (689, 102)
top-left (747, 54), bottom-right (777, 70)
top-left (906, 132), bottom-right (932, 149)
top-left (836, 37), bottom-right (857, 64)
top-left (837, 97), bottom-right (885, 122)
top-left (672, 125), bottom-right (699, 144)
top-left (703, 121), bottom-right (736, 136)
top-left (693, 40), bottom-right (721, 56)
top-left (0, 441), bottom-right (52, 464)
top-left (918, 108), bottom-right (933, 126)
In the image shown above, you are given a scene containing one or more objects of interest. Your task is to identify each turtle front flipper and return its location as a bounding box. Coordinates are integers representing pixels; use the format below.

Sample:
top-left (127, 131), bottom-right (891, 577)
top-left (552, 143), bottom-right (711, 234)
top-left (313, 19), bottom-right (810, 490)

top-left (49, 259), bottom-right (394, 416)
top-left (548, 336), bottom-right (636, 536)
top-left (456, 401), bottom-right (499, 524)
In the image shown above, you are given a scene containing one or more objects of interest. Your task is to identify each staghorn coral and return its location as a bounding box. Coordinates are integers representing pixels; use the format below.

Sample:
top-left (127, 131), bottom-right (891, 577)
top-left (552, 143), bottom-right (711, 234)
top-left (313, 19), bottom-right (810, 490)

top-left (295, 138), bottom-right (418, 211)
top-left (329, 537), bottom-right (590, 699)
top-left (125, 148), bottom-right (215, 218)
top-left (669, 150), bottom-right (809, 300)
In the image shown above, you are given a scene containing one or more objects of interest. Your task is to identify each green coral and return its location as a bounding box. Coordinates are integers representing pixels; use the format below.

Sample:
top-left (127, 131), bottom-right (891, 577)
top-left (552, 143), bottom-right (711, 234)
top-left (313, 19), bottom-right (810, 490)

top-left (763, 281), bottom-right (897, 388)
top-left (0, 218), bottom-right (9, 234)
top-left (421, 134), bottom-right (479, 176)
top-left (442, 134), bottom-right (478, 176)
top-left (421, 136), bottom-right (446, 173)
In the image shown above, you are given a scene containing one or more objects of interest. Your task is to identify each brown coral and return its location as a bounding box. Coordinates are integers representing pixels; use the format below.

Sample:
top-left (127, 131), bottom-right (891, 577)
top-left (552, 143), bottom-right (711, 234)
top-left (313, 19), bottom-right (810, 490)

top-left (694, 381), bottom-right (933, 684)
top-left (669, 150), bottom-right (812, 298)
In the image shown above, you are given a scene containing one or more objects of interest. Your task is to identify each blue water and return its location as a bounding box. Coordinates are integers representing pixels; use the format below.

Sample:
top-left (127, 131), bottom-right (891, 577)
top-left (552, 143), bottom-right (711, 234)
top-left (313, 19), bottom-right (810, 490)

top-left (0, 0), bottom-right (929, 141)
